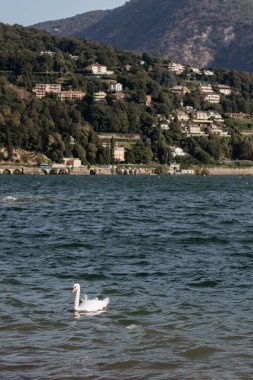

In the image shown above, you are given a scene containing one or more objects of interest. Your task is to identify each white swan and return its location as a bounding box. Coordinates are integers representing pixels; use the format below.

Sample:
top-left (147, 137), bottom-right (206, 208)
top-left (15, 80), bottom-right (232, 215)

top-left (72, 283), bottom-right (109, 312)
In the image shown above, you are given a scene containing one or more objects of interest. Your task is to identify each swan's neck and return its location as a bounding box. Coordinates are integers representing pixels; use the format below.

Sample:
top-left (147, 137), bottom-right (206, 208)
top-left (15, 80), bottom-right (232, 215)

top-left (74, 288), bottom-right (80, 311)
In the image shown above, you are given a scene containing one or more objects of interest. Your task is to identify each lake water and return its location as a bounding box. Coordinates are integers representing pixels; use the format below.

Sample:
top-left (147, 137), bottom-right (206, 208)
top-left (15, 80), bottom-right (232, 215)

top-left (0, 175), bottom-right (253, 380)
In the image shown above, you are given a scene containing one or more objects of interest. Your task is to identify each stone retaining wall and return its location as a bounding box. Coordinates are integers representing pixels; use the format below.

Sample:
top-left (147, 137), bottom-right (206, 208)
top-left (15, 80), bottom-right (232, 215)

top-left (209, 167), bottom-right (253, 175)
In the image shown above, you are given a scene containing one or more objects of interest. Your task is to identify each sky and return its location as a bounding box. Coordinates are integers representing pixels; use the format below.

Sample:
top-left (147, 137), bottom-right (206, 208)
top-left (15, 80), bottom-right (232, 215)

top-left (0, 0), bottom-right (126, 26)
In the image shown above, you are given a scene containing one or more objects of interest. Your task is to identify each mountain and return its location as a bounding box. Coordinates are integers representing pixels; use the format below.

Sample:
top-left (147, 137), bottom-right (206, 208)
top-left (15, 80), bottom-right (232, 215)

top-left (32, 10), bottom-right (109, 37)
top-left (32, 0), bottom-right (253, 72)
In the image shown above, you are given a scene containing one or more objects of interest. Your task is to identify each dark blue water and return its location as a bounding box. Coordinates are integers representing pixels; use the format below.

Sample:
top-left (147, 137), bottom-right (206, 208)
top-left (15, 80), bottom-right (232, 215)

top-left (0, 176), bottom-right (253, 380)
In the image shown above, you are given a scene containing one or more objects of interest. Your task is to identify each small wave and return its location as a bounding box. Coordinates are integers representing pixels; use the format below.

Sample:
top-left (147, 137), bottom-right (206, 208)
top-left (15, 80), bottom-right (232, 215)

top-left (126, 324), bottom-right (138, 330)
top-left (182, 345), bottom-right (223, 358)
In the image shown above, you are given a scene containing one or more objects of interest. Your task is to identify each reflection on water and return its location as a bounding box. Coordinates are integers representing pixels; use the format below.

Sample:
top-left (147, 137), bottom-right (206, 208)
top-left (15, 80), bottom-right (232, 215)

top-left (0, 175), bottom-right (253, 379)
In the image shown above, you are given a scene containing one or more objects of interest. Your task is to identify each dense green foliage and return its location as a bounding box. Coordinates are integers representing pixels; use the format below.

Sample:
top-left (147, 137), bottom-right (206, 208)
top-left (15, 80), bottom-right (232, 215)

top-left (0, 23), bottom-right (253, 165)
top-left (33, 0), bottom-right (253, 72)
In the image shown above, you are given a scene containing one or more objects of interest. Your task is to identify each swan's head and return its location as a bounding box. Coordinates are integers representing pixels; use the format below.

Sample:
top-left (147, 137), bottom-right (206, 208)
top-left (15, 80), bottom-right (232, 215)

top-left (72, 283), bottom-right (80, 293)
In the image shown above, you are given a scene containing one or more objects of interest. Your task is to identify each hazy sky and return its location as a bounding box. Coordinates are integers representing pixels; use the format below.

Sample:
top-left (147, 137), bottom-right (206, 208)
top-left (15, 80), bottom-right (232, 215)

top-left (0, 0), bottom-right (126, 26)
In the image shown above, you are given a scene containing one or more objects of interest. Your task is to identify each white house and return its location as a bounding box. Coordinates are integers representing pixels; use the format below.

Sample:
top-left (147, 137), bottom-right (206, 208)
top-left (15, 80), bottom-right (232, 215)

top-left (199, 84), bottom-right (213, 93)
top-left (217, 85), bottom-right (232, 96)
top-left (165, 62), bottom-right (185, 75)
top-left (63, 158), bottom-right (82, 167)
top-left (171, 146), bottom-right (187, 158)
top-left (114, 145), bottom-right (125, 162)
top-left (110, 82), bottom-right (123, 92)
top-left (193, 111), bottom-right (210, 120)
top-left (59, 90), bottom-right (86, 101)
top-left (202, 92), bottom-right (220, 104)
top-left (191, 67), bottom-right (201, 74)
top-left (183, 124), bottom-right (207, 136)
top-left (209, 125), bottom-right (230, 137)
top-left (87, 63), bottom-right (107, 75)
top-left (94, 91), bottom-right (107, 102)
top-left (203, 70), bottom-right (214, 76)
top-left (174, 111), bottom-right (190, 121)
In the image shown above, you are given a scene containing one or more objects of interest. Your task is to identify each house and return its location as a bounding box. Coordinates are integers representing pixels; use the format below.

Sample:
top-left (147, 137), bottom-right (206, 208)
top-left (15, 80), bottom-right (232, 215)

top-left (94, 91), bottom-right (107, 102)
top-left (105, 70), bottom-right (115, 76)
top-left (202, 92), bottom-right (220, 104)
top-left (193, 111), bottom-right (210, 120)
top-left (203, 69), bottom-right (214, 76)
top-left (208, 111), bottom-right (224, 123)
top-left (183, 124), bottom-right (207, 136)
top-left (171, 85), bottom-right (190, 95)
top-left (59, 90), bottom-right (86, 101)
top-left (171, 146), bottom-right (187, 157)
top-left (169, 163), bottom-right (181, 174)
top-left (159, 123), bottom-right (170, 131)
top-left (69, 54), bottom-right (79, 61)
top-left (199, 84), bottom-right (213, 93)
top-left (181, 169), bottom-right (195, 175)
top-left (164, 62), bottom-right (185, 75)
top-left (87, 63), bottom-right (107, 75)
top-left (33, 84), bottom-right (61, 98)
top-left (208, 125), bottom-right (230, 137)
top-left (63, 158), bottom-right (82, 167)
top-left (111, 92), bottom-right (125, 101)
top-left (114, 145), bottom-right (125, 162)
top-left (225, 112), bottom-right (251, 119)
top-left (40, 51), bottom-right (55, 56)
top-left (110, 82), bottom-right (123, 92)
top-left (174, 111), bottom-right (190, 121)
top-left (217, 84), bottom-right (232, 96)
top-left (192, 111), bottom-right (213, 124)
top-left (191, 67), bottom-right (201, 74)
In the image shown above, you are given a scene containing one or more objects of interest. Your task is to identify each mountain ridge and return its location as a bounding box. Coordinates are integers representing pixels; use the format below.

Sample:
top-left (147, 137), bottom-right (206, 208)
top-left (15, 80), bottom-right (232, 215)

top-left (32, 0), bottom-right (253, 72)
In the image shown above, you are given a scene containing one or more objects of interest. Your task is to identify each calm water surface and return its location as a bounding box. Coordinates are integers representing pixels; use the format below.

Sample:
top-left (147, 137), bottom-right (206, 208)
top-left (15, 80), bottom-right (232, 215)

top-left (0, 176), bottom-right (253, 380)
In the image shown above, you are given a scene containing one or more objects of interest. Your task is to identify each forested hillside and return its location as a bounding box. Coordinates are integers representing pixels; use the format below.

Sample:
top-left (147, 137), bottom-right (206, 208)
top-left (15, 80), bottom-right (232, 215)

top-left (1, 23), bottom-right (253, 166)
top-left (33, 0), bottom-right (253, 73)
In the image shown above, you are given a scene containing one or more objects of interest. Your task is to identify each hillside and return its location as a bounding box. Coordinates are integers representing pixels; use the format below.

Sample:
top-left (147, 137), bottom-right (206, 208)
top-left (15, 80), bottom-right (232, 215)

top-left (32, 10), bottom-right (109, 37)
top-left (32, 0), bottom-right (253, 72)
top-left (0, 23), bottom-right (253, 167)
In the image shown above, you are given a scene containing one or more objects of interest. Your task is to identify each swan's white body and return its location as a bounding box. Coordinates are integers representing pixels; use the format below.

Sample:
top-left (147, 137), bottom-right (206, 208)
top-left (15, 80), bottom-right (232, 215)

top-left (72, 283), bottom-right (109, 312)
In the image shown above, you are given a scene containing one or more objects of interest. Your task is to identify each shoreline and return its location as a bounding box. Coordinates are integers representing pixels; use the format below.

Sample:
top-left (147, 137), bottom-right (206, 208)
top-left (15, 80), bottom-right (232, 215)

top-left (2, 165), bottom-right (253, 176)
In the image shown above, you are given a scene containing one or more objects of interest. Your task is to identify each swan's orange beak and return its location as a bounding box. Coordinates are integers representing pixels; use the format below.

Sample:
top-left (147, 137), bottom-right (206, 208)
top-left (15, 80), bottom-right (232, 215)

top-left (72, 287), bottom-right (76, 293)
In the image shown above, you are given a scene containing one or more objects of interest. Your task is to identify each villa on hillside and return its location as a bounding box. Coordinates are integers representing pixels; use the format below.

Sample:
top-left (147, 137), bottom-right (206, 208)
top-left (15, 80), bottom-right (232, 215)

top-left (94, 91), bottom-right (107, 102)
top-left (171, 85), bottom-right (190, 95)
top-left (208, 125), bottom-right (230, 137)
top-left (114, 145), bottom-right (125, 162)
top-left (59, 90), bottom-right (86, 101)
top-left (87, 63), bottom-right (114, 76)
top-left (182, 123), bottom-right (207, 137)
top-left (87, 63), bottom-right (107, 75)
top-left (33, 84), bottom-right (61, 98)
top-left (199, 84), bottom-right (213, 93)
top-left (217, 84), bottom-right (232, 96)
top-left (171, 146), bottom-right (188, 158)
top-left (163, 62), bottom-right (185, 75)
top-left (109, 82), bottom-right (123, 92)
top-left (173, 110), bottom-right (190, 121)
top-left (33, 84), bottom-right (85, 101)
top-left (225, 112), bottom-right (251, 119)
top-left (202, 92), bottom-right (220, 104)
